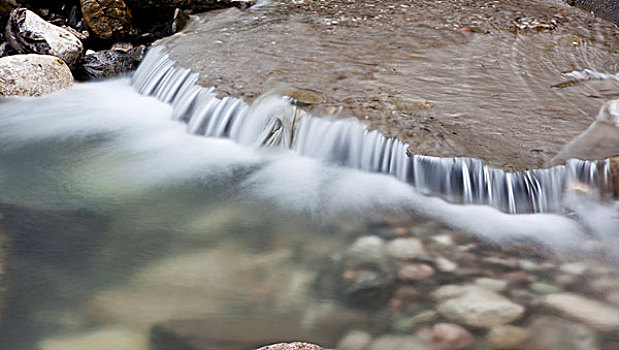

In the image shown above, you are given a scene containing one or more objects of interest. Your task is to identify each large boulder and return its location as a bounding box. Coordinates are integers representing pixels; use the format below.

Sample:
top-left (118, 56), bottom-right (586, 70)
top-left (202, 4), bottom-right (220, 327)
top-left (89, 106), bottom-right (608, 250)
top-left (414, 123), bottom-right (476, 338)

top-left (5, 8), bottom-right (83, 67)
top-left (0, 54), bottom-right (73, 96)
top-left (80, 0), bottom-right (135, 41)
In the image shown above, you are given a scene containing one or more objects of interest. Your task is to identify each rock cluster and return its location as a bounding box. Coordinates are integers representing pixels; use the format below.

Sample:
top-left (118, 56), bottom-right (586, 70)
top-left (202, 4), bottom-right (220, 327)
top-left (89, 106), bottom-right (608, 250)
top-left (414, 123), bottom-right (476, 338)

top-left (0, 0), bottom-right (256, 96)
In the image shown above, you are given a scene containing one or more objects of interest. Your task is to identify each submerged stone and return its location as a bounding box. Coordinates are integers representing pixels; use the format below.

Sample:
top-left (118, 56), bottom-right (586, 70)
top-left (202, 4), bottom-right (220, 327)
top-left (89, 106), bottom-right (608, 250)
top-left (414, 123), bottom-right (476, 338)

top-left (39, 327), bottom-right (148, 350)
top-left (542, 293), bottom-right (619, 330)
top-left (0, 54), bottom-right (73, 96)
top-left (437, 287), bottom-right (525, 328)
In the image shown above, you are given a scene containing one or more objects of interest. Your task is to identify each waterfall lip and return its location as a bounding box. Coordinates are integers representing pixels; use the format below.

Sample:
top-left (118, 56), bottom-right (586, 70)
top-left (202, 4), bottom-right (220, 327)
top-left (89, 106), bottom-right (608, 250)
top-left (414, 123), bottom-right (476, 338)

top-left (131, 46), bottom-right (618, 215)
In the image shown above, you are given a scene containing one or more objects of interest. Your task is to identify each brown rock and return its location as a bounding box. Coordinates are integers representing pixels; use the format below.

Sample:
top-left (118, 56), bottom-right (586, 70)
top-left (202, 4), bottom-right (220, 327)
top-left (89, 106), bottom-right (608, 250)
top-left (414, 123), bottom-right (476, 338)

top-left (397, 263), bottom-right (435, 281)
top-left (80, 0), bottom-right (135, 41)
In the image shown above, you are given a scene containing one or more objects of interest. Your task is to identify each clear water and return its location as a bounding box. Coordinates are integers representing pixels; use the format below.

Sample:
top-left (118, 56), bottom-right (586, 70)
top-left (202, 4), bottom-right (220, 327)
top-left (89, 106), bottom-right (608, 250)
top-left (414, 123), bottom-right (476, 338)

top-left (0, 78), bottom-right (616, 349)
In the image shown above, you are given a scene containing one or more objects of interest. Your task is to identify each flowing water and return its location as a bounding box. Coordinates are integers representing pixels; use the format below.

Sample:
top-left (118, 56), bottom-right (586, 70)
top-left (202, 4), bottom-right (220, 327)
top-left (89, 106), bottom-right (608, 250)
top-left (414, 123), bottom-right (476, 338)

top-left (0, 3), bottom-right (618, 349)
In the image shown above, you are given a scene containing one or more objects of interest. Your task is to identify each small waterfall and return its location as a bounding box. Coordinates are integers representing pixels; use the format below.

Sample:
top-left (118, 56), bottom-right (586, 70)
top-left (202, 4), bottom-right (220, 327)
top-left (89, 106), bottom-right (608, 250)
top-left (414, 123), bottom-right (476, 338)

top-left (131, 47), bottom-right (615, 214)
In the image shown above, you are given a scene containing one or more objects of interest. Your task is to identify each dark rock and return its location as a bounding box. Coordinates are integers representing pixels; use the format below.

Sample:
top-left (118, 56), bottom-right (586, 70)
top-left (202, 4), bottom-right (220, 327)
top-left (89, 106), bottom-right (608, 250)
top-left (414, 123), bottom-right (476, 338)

top-left (76, 45), bottom-right (144, 80)
top-left (125, 0), bottom-right (254, 22)
top-left (80, 0), bottom-right (135, 41)
top-left (5, 8), bottom-right (83, 67)
top-left (171, 7), bottom-right (190, 33)
top-left (0, 40), bottom-right (16, 56)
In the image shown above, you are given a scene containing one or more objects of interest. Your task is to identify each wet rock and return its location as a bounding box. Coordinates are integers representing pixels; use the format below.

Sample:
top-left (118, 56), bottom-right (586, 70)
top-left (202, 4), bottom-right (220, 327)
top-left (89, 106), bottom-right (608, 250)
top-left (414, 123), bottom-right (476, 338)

top-left (385, 238), bottom-right (427, 260)
top-left (486, 325), bottom-right (529, 349)
top-left (560, 262), bottom-right (588, 276)
top-left (437, 287), bottom-right (525, 328)
top-left (428, 323), bottom-right (475, 350)
top-left (89, 244), bottom-right (294, 328)
top-left (76, 45), bottom-right (145, 80)
top-left (542, 293), bottom-right (619, 330)
top-left (393, 310), bottom-right (438, 333)
top-left (347, 236), bottom-right (386, 264)
top-left (397, 263), bottom-right (435, 281)
top-left (0, 54), bottom-right (73, 96)
top-left (431, 234), bottom-right (454, 246)
top-left (530, 282), bottom-right (562, 295)
top-left (337, 330), bottom-right (372, 350)
top-left (5, 8), bottom-right (83, 67)
top-left (125, 0), bottom-right (255, 17)
top-left (171, 8), bottom-right (191, 33)
top-left (39, 327), bottom-right (148, 350)
top-left (567, 0), bottom-right (619, 25)
top-left (432, 285), bottom-right (467, 301)
top-left (257, 343), bottom-right (325, 350)
top-left (80, 0), bottom-right (135, 41)
top-left (528, 316), bottom-right (600, 350)
top-left (474, 278), bottom-right (507, 292)
top-left (434, 257), bottom-right (458, 273)
top-left (368, 335), bottom-right (430, 350)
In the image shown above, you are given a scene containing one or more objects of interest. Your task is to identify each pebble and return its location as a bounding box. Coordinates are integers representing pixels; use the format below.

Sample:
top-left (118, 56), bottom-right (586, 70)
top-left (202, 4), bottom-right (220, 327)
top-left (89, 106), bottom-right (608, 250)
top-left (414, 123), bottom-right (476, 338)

top-left (431, 234), bottom-right (454, 246)
top-left (542, 293), bottom-right (619, 330)
top-left (486, 325), bottom-right (529, 349)
top-left (559, 262), bottom-right (588, 276)
top-left (337, 330), bottom-right (372, 350)
top-left (474, 277), bottom-right (507, 292)
top-left (437, 287), bottom-right (525, 328)
top-left (397, 263), bottom-right (435, 281)
top-left (347, 236), bottom-right (386, 263)
top-left (429, 323), bottom-right (474, 350)
top-left (529, 282), bottom-right (562, 295)
top-left (434, 257), bottom-right (458, 272)
top-left (432, 285), bottom-right (467, 301)
top-left (386, 238), bottom-right (427, 260)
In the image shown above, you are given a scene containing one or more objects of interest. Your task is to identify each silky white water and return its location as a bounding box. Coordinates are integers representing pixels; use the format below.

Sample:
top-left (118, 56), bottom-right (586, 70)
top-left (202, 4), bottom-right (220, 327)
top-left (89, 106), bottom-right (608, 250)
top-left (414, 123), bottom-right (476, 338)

top-left (0, 77), bottom-right (615, 248)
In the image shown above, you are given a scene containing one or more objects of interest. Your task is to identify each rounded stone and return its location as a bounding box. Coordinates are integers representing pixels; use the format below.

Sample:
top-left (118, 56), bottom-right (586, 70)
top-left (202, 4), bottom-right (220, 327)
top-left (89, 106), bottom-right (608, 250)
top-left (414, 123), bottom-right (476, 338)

top-left (0, 54), bottom-right (73, 96)
top-left (337, 330), bottom-right (372, 350)
top-left (385, 238), bottom-right (427, 260)
top-left (430, 323), bottom-right (475, 350)
top-left (397, 263), bottom-right (435, 281)
top-left (486, 325), bottom-right (529, 349)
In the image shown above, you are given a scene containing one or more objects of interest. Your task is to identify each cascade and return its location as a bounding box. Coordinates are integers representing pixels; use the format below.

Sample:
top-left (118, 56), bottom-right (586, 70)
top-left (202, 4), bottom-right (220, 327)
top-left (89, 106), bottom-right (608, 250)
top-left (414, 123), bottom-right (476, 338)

top-left (131, 47), bottom-right (615, 214)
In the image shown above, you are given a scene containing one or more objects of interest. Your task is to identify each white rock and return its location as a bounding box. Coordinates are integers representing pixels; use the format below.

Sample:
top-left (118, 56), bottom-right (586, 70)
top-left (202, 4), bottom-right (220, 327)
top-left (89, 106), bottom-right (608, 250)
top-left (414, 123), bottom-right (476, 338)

top-left (437, 287), bottom-right (525, 328)
top-left (431, 234), bottom-right (454, 246)
top-left (385, 238), bottom-right (426, 260)
top-left (434, 257), bottom-right (458, 272)
top-left (6, 8), bottom-right (83, 67)
top-left (560, 262), bottom-right (588, 276)
top-left (348, 236), bottom-right (386, 262)
top-left (39, 327), bottom-right (148, 350)
top-left (542, 293), bottom-right (619, 330)
top-left (0, 54), bottom-right (73, 96)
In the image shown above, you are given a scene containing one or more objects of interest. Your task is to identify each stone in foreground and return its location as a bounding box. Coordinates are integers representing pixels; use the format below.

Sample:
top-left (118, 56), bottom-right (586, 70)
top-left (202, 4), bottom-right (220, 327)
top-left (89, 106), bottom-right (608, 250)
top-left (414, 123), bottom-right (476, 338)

top-left (0, 54), bottom-right (73, 96)
top-left (542, 293), bottom-right (619, 331)
top-left (5, 8), bottom-right (83, 67)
